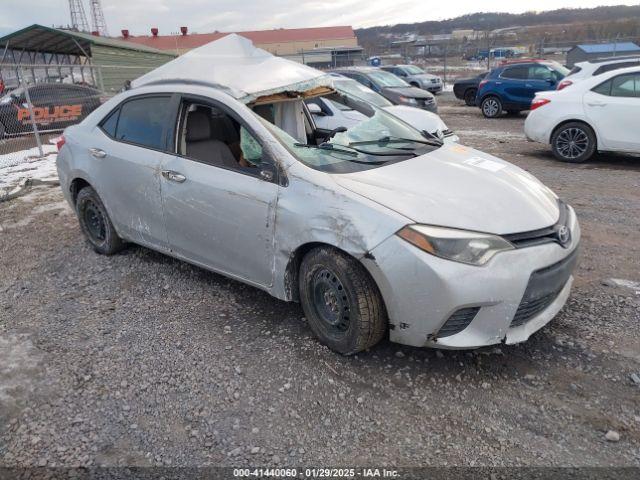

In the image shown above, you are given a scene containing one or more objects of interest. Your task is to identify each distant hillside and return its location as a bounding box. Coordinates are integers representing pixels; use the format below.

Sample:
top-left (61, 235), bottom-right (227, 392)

top-left (356, 5), bottom-right (640, 40)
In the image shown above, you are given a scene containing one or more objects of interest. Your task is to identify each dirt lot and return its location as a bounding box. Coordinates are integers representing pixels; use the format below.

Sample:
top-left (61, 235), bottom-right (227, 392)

top-left (0, 93), bottom-right (639, 470)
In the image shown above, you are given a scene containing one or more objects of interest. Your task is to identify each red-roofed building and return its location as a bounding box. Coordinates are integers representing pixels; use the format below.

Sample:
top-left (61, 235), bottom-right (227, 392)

top-left (119, 25), bottom-right (363, 67)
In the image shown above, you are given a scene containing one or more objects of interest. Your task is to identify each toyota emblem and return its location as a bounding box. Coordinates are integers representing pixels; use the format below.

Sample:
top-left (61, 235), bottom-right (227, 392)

top-left (557, 225), bottom-right (571, 247)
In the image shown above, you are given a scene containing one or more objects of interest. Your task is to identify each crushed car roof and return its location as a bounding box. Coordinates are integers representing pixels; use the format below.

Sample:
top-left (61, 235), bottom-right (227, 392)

top-left (132, 34), bottom-right (334, 104)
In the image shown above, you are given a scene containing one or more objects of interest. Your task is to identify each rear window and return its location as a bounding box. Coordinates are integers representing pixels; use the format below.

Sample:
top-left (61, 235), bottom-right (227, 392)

top-left (104, 96), bottom-right (171, 150)
top-left (567, 66), bottom-right (582, 77)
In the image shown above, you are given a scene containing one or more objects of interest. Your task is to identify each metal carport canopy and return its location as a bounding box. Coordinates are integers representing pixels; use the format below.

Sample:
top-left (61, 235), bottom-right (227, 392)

top-left (0, 24), bottom-right (175, 58)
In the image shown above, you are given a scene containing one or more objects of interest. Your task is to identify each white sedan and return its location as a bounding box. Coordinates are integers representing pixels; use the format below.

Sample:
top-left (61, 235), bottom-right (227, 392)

top-left (525, 66), bottom-right (640, 162)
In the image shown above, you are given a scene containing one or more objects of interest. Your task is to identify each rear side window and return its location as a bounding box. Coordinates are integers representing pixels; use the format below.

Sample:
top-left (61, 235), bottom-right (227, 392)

top-left (592, 73), bottom-right (640, 97)
top-left (112, 96), bottom-right (171, 149)
top-left (610, 74), bottom-right (638, 97)
top-left (501, 66), bottom-right (528, 79)
top-left (528, 65), bottom-right (553, 80)
top-left (100, 108), bottom-right (120, 137)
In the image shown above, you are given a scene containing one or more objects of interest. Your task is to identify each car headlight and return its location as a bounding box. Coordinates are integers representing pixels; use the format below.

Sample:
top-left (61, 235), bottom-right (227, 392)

top-left (397, 225), bottom-right (514, 266)
top-left (398, 95), bottom-right (418, 105)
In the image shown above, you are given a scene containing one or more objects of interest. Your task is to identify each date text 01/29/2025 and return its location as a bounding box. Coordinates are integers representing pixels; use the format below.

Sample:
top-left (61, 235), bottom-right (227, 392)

top-left (232, 468), bottom-right (400, 477)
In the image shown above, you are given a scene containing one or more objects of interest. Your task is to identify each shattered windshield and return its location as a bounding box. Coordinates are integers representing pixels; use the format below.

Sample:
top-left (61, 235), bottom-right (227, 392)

top-left (259, 96), bottom-right (440, 174)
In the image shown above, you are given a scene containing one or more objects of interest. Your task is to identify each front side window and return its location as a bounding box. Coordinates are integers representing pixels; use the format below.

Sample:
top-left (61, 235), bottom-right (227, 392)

top-left (529, 65), bottom-right (553, 80)
top-left (114, 96), bottom-right (171, 149)
top-left (177, 101), bottom-right (264, 172)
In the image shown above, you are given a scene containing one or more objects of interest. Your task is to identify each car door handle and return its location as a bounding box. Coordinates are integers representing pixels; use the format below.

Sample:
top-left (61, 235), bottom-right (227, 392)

top-left (587, 102), bottom-right (607, 107)
top-left (495, 81), bottom-right (502, 85)
top-left (525, 83), bottom-right (533, 87)
top-left (89, 148), bottom-right (106, 158)
top-left (161, 170), bottom-right (186, 183)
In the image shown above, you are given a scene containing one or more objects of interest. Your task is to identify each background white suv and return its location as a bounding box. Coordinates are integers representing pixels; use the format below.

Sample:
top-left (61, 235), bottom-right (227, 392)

top-left (558, 55), bottom-right (640, 90)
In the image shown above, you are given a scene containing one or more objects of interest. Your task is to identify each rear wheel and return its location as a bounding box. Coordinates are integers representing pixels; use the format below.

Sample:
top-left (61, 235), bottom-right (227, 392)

top-left (481, 96), bottom-right (502, 118)
top-left (551, 122), bottom-right (596, 163)
top-left (76, 186), bottom-right (125, 255)
top-left (464, 88), bottom-right (477, 106)
top-left (299, 247), bottom-right (387, 355)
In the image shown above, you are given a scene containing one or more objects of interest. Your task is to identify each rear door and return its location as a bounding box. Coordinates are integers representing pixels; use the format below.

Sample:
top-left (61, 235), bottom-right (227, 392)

top-left (88, 94), bottom-right (174, 249)
top-left (584, 72), bottom-right (640, 151)
top-left (498, 65), bottom-right (529, 107)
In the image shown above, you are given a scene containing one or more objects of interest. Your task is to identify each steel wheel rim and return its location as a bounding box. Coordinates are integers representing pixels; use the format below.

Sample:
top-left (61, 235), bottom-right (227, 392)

top-left (311, 268), bottom-right (350, 334)
top-left (556, 127), bottom-right (589, 159)
top-left (84, 200), bottom-right (106, 242)
top-left (483, 99), bottom-right (499, 117)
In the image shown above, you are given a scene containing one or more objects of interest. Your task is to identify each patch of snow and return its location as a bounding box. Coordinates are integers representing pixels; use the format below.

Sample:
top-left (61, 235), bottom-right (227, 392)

top-left (0, 144), bottom-right (57, 169)
top-left (0, 152), bottom-right (59, 197)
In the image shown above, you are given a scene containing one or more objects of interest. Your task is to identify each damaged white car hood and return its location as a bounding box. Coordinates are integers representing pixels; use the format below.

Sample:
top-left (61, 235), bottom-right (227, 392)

top-left (132, 34), bottom-right (333, 104)
top-left (332, 144), bottom-right (560, 235)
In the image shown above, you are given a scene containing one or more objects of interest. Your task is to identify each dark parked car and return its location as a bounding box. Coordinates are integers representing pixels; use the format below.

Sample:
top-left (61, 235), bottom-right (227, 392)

top-left (475, 60), bottom-right (569, 118)
top-left (330, 67), bottom-right (437, 113)
top-left (453, 72), bottom-right (488, 106)
top-left (0, 83), bottom-right (102, 138)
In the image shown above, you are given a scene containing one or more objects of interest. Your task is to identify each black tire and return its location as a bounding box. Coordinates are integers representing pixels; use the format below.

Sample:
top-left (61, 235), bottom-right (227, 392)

top-left (299, 247), bottom-right (386, 355)
top-left (76, 186), bottom-right (125, 255)
top-left (481, 96), bottom-right (502, 118)
top-left (550, 122), bottom-right (597, 163)
top-left (0, 122), bottom-right (5, 140)
top-left (464, 88), bottom-right (477, 106)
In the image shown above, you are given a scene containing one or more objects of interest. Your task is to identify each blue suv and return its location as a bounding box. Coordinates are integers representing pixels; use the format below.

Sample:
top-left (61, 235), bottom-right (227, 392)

top-left (476, 61), bottom-right (569, 118)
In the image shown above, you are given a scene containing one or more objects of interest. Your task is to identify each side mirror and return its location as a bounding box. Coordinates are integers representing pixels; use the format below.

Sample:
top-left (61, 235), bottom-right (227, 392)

top-left (307, 103), bottom-right (323, 115)
top-left (259, 163), bottom-right (276, 183)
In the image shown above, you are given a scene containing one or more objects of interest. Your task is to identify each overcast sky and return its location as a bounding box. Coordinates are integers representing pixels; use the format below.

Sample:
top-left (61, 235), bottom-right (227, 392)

top-left (1, 0), bottom-right (638, 37)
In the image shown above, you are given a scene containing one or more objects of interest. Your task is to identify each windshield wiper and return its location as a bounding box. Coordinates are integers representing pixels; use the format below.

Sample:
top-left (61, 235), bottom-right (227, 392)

top-left (349, 135), bottom-right (442, 148)
top-left (421, 130), bottom-right (445, 146)
top-left (294, 142), bottom-right (358, 157)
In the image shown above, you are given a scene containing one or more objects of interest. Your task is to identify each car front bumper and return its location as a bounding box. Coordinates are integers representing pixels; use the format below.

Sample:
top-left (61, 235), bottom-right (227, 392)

top-left (362, 207), bottom-right (580, 349)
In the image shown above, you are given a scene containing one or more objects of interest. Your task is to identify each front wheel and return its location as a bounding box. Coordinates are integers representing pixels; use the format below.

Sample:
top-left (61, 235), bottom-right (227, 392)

top-left (481, 96), bottom-right (502, 118)
top-left (551, 122), bottom-right (596, 163)
top-left (299, 247), bottom-right (387, 355)
top-left (76, 186), bottom-right (125, 254)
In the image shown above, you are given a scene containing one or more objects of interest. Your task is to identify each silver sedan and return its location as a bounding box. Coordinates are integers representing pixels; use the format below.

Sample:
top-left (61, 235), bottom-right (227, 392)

top-left (56, 82), bottom-right (579, 355)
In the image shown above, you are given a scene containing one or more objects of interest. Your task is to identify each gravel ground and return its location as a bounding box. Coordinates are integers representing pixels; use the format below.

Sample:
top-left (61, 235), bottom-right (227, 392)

top-left (0, 93), bottom-right (639, 470)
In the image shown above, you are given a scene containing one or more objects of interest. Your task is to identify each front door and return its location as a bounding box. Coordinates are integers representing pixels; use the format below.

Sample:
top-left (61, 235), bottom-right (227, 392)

top-left (584, 72), bottom-right (640, 151)
top-left (160, 98), bottom-right (279, 286)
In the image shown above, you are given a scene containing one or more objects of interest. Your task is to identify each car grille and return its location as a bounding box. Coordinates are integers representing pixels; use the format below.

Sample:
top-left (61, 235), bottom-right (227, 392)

top-left (510, 247), bottom-right (579, 328)
top-left (437, 307), bottom-right (480, 337)
top-left (503, 200), bottom-right (570, 248)
top-left (431, 79), bottom-right (438, 84)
